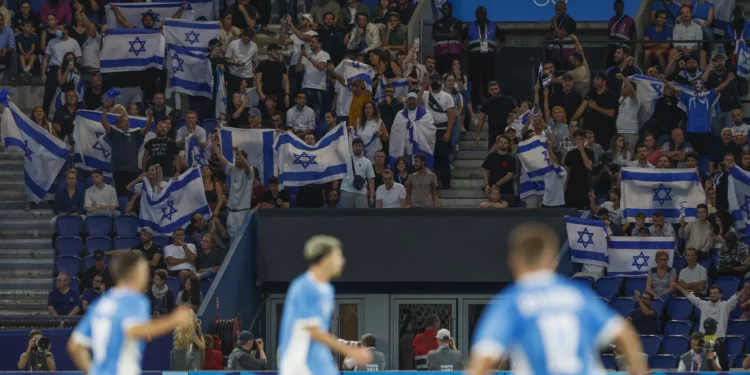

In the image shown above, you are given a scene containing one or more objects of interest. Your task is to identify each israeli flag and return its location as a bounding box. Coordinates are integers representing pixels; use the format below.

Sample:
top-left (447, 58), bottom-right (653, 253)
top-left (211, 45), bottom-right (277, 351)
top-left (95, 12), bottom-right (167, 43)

top-left (566, 217), bottom-right (609, 268)
top-left (517, 136), bottom-right (552, 177)
top-left (219, 127), bottom-right (276, 185)
top-left (629, 74), bottom-right (720, 126)
top-left (333, 59), bottom-right (374, 90)
top-left (185, 134), bottom-right (206, 166)
top-left (106, 2), bottom-right (187, 29)
top-left (100, 28), bottom-right (165, 73)
top-left (153, 0), bottom-right (213, 20)
top-left (0, 100), bottom-right (68, 203)
top-left (388, 105), bottom-right (435, 168)
top-left (374, 77), bottom-right (409, 103)
top-left (727, 166), bottom-right (750, 233)
top-left (138, 166), bottom-right (211, 235)
top-left (275, 123), bottom-right (350, 187)
top-left (607, 237), bottom-right (675, 276)
top-left (166, 44), bottom-right (213, 99)
top-left (163, 18), bottom-right (220, 54)
top-left (215, 68), bottom-right (227, 119)
top-left (53, 71), bottom-right (84, 111)
top-left (738, 40), bottom-right (750, 79)
top-left (72, 110), bottom-right (148, 177)
top-left (620, 167), bottom-right (706, 223)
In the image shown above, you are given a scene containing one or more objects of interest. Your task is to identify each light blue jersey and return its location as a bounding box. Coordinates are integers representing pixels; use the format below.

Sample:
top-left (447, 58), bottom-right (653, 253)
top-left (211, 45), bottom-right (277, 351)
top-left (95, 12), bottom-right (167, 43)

top-left (471, 271), bottom-right (624, 375)
top-left (70, 289), bottom-right (150, 375)
top-left (278, 272), bottom-right (336, 375)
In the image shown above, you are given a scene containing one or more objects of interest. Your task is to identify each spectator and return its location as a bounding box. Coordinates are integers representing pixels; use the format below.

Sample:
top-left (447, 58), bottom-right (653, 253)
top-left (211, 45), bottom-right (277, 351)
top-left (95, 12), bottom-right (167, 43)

top-left (286, 92), bottom-right (316, 134)
top-left (710, 128), bottom-right (742, 173)
top-left (41, 0), bottom-right (70, 29)
top-left (353, 101), bottom-right (389, 162)
top-left (480, 186), bottom-right (509, 208)
top-left (346, 12), bottom-right (382, 54)
top-left (256, 44), bottom-right (289, 109)
top-left (227, 0), bottom-right (257, 30)
top-left (646, 85), bottom-right (683, 144)
top-left (228, 92), bottom-right (251, 128)
top-left (170, 310), bottom-right (205, 370)
top-left (148, 269), bottom-right (175, 315)
top-left (225, 28), bottom-right (258, 94)
top-left (41, 23), bottom-right (81, 114)
top-left (679, 204), bottom-right (713, 257)
top-left (321, 189), bottom-right (342, 208)
top-left (650, 211), bottom-right (677, 244)
top-left (109, 227), bottom-right (164, 274)
top-left (610, 134), bottom-right (632, 167)
top-left (590, 153), bottom-right (617, 193)
top-left (228, 331), bottom-right (267, 370)
top-left (676, 283), bottom-right (749, 337)
top-left (712, 209), bottom-right (736, 246)
top-left (100, 106), bottom-right (152, 196)
top-left (679, 248), bottom-right (709, 296)
top-left (643, 10), bottom-right (673, 68)
top-left (31, 106), bottom-right (56, 139)
top-left (716, 231), bottom-right (749, 278)
top-left (316, 12), bottom-right (346, 65)
top-left (164, 227), bottom-right (197, 281)
top-left (81, 249), bottom-right (113, 290)
top-left (590, 187), bottom-right (624, 226)
top-left (17, 330), bottom-right (56, 371)
top-left (729, 109), bottom-right (750, 152)
top-left (597, 207), bottom-right (624, 236)
top-left (16, 20), bottom-right (38, 78)
top-left (176, 111), bottom-right (208, 151)
top-left (175, 274), bottom-right (202, 312)
top-left (646, 249), bottom-right (677, 299)
top-left (84, 169), bottom-right (121, 218)
top-left (706, 54), bottom-right (740, 135)
top-left (195, 234), bottom-right (226, 280)
top-left (81, 274), bottom-right (104, 311)
top-left (47, 272), bottom-right (80, 316)
top-left (676, 332), bottom-right (721, 371)
top-left (482, 134), bottom-right (515, 202)
top-left (475, 81), bottom-right (515, 151)
top-left (201, 164), bottom-right (226, 218)
top-left (51, 89), bottom-right (79, 139)
top-left (143, 122), bottom-right (180, 177)
top-left (51, 168), bottom-right (85, 229)
top-left (548, 74), bottom-right (583, 124)
top-left (606, 49), bottom-right (641, 100)
top-left (657, 154), bottom-right (671, 169)
top-left (427, 328), bottom-right (463, 371)
top-left (465, 6), bottom-right (502, 103)
top-left (339, 0), bottom-right (370, 28)
top-left (186, 213), bottom-right (229, 249)
top-left (375, 169), bottom-right (406, 208)
top-left (82, 74), bottom-right (105, 110)
top-left (572, 71), bottom-right (617, 149)
top-left (310, 0), bottom-right (340, 26)
top-left (383, 13), bottom-right (407, 54)
top-left (391, 0), bottom-right (414, 24)
top-left (651, 0), bottom-right (680, 26)
top-left (218, 12), bottom-right (241, 52)
top-left (564, 129), bottom-right (594, 210)
top-left (627, 291), bottom-right (659, 335)
top-left (614, 75), bottom-right (639, 153)
top-left (13, 2), bottom-right (39, 34)
top-left (739, 284), bottom-right (750, 319)
top-left (548, 1), bottom-right (576, 67)
top-left (343, 334), bottom-right (386, 371)
top-left (372, 150), bottom-right (388, 189)
top-left (260, 96), bottom-right (283, 127)
top-left (432, 2), bottom-right (463, 74)
top-left (257, 176), bottom-right (290, 209)
top-left (214, 147), bottom-right (253, 239)
top-left (660, 128), bottom-right (693, 168)
top-left (126, 165), bottom-right (168, 198)
top-left (340, 137), bottom-right (375, 208)
top-left (406, 154), bottom-right (438, 208)
top-left (203, 335), bottom-right (224, 370)
top-left (629, 144), bottom-right (655, 168)
top-left (412, 314), bottom-right (440, 370)
top-left (671, 5), bottom-right (702, 62)
top-left (279, 14), bottom-right (317, 98)
top-left (393, 156), bottom-right (411, 185)
top-left (297, 35), bottom-right (330, 124)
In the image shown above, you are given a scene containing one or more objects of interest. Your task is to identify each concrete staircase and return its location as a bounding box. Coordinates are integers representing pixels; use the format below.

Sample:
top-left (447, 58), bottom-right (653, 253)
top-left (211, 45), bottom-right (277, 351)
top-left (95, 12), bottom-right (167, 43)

top-left (439, 129), bottom-right (490, 208)
top-left (0, 147), bottom-right (55, 316)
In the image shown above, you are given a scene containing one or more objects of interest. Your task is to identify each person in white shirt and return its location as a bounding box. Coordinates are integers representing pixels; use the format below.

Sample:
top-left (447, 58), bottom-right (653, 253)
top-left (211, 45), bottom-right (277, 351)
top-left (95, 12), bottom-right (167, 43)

top-left (730, 108), bottom-right (750, 152)
top-left (213, 145), bottom-right (254, 240)
top-left (286, 92), bottom-right (316, 134)
top-left (375, 169), bottom-right (406, 208)
top-left (628, 143), bottom-right (656, 168)
top-left (589, 186), bottom-right (624, 227)
top-left (679, 204), bottom-right (714, 258)
top-left (175, 111), bottom-right (208, 151)
top-left (297, 35), bottom-right (330, 125)
top-left (340, 137), bottom-right (375, 208)
top-left (678, 248), bottom-right (708, 296)
top-left (84, 169), bottom-right (121, 218)
top-left (615, 73), bottom-right (639, 153)
top-left (279, 13), bottom-right (317, 99)
top-left (225, 27), bottom-right (259, 94)
top-left (164, 227), bottom-right (197, 282)
top-left (422, 75), bottom-right (455, 189)
top-left (670, 5), bottom-right (703, 64)
top-left (675, 282), bottom-right (749, 337)
top-left (41, 24), bottom-right (82, 114)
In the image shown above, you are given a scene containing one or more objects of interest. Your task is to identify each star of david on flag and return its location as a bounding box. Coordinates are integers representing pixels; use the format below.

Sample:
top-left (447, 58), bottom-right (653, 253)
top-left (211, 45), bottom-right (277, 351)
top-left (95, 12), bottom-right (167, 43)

top-left (128, 36), bottom-right (147, 56)
top-left (292, 151), bottom-right (318, 169)
top-left (566, 217), bottom-right (609, 268)
top-left (652, 183), bottom-right (673, 206)
top-left (171, 51), bottom-right (185, 74)
top-left (621, 168), bottom-right (704, 223)
top-left (184, 30), bottom-right (200, 45)
top-left (631, 251), bottom-right (650, 270)
top-left (138, 167), bottom-right (212, 236)
top-left (141, 9), bottom-right (161, 22)
top-left (576, 227), bottom-right (595, 249)
top-left (161, 200), bottom-right (178, 220)
top-left (607, 237), bottom-right (675, 276)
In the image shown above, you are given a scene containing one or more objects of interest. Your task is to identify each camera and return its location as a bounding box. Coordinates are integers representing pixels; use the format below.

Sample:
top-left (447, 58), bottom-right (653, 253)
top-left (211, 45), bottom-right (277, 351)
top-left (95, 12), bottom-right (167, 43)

top-left (699, 338), bottom-right (716, 352)
top-left (34, 337), bottom-right (50, 352)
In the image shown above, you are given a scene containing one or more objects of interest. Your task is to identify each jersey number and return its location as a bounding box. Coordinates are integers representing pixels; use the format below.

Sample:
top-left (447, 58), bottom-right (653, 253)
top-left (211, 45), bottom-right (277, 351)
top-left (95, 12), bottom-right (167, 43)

top-left (537, 314), bottom-right (582, 374)
top-left (91, 318), bottom-right (112, 364)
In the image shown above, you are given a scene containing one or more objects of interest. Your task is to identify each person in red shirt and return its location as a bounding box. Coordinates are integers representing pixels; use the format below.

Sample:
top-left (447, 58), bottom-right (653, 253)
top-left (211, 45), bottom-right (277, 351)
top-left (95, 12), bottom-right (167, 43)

top-left (412, 314), bottom-right (440, 370)
top-left (202, 335), bottom-right (225, 370)
top-left (251, 167), bottom-right (267, 210)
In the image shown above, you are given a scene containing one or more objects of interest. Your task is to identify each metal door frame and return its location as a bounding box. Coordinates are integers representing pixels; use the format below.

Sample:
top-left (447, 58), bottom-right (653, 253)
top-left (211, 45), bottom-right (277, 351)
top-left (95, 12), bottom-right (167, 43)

top-left (459, 298), bottom-right (494, 361)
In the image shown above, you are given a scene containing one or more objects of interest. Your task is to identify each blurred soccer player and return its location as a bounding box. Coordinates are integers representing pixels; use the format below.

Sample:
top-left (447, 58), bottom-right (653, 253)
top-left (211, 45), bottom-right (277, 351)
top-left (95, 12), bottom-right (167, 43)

top-left (468, 223), bottom-right (647, 375)
top-left (67, 252), bottom-right (192, 374)
top-left (278, 235), bottom-right (372, 375)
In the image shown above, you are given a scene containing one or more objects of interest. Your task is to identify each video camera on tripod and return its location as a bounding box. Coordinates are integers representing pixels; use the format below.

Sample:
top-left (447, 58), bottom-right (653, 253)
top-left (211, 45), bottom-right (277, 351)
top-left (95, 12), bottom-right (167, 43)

top-left (28, 337), bottom-right (52, 371)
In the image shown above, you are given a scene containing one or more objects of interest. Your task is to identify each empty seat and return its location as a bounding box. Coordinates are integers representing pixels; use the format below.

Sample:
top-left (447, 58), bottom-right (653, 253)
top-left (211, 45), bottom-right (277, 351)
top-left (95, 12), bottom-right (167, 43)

top-left (85, 236), bottom-right (112, 255)
top-left (600, 354), bottom-right (616, 370)
top-left (697, 258), bottom-right (710, 270)
top-left (640, 335), bottom-right (662, 356)
top-left (672, 255), bottom-right (687, 276)
top-left (113, 236), bottom-right (140, 250)
top-left (714, 277), bottom-right (741, 299)
top-left (55, 256), bottom-right (82, 277)
top-left (730, 304), bottom-right (743, 320)
top-left (570, 276), bottom-right (595, 289)
top-left (118, 196), bottom-right (129, 214)
top-left (662, 335), bottom-right (689, 357)
top-left (664, 320), bottom-right (693, 336)
top-left (200, 278), bottom-right (212, 296)
top-left (651, 299), bottom-right (665, 315)
top-left (85, 216), bottom-right (112, 237)
top-left (114, 216), bottom-right (139, 237)
top-left (202, 118), bottom-right (217, 134)
top-left (55, 236), bottom-right (83, 257)
top-left (727, 320), bottom-right (750, 339)
top-left (666, 298), bottom-right (693, 320)
top-left (152, 236), bottom-right (169, 248)
top-left (625, 277), bottom-right (647, 297)
top-left (611, 297), bottom-right (636, 317)
top-left (724, 335), bottom-right (745, 358)
top-left (166, 276), bottom-right (181, 294)
top-left (648, 354), bottom-right (678, 370)
top-left (595, 277), bottom-right (622, 300)
top-left (55, 215), bottom-right (83, 236)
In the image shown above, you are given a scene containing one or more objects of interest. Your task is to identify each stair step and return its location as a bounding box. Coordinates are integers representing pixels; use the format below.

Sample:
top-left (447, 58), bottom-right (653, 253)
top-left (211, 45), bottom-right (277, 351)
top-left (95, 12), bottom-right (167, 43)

top-left (0, 190), bottom-right (29, 200)
top-left (0, 310), bottom-right (49, 316)
top-left (0, 238), bottom-right (54, 249)
top-left (453, 160), bottom-right (483, 169)
top-left (0, 169), bottom-right (24, 177)
top-left (0, 258), bottom-right (54, 269)
top-left (438, 189), bottom-right (486, 199)
top-left (0, 289), bottom-right (50, 300)
top-left (450, 179), bottom-right (485, 189)
top-left (0, 268), bottom-right (53, 278)
top-left (0, 201), bottom-right (53, 210)
top-left (0, 249), bottom-right (55, 259)
top-left (0, 278), bottom-right (55, 289)
top-left (0, 159), bottom-right (25, 170)
top-left (0, 219), bottom-right (58, 229)
top-left (439, 198), bottom-right (488, 208)
top-left (0, 229), bottom-right (54, 240)
top-left (456, 150), bottom-right (489, 160)
top-left (458, 141), bottom-right (489, 151)
top-left (0, 152), bottom-right (25, 161)
top-left (460, 132), bottom-right (489, 141)
top-left (0, 209), bottom-right (55, 219)
top-left (0, 299), bottom-right (48, 311)
top-left (452, 168), bottom-right (485, 179)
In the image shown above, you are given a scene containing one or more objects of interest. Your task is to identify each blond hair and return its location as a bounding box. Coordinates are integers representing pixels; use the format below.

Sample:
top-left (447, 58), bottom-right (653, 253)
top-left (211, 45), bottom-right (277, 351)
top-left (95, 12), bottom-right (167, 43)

top-left (173, 309), bottom-right (197, 350)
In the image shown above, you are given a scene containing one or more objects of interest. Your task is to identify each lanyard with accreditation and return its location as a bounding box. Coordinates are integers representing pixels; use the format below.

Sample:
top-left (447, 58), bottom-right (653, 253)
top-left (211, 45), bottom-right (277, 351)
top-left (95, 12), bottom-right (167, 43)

top-left (478, 23), bottom-right (490, 53)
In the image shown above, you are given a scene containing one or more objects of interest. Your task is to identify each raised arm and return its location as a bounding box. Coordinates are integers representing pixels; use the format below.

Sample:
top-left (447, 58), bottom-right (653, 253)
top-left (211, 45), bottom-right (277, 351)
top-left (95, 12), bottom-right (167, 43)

top-left (109, 4), bottom-right (134, 28)
top-left (100, 107), bottom-right (113, 133)
top-left (714, 73), bottom-right (735, 95)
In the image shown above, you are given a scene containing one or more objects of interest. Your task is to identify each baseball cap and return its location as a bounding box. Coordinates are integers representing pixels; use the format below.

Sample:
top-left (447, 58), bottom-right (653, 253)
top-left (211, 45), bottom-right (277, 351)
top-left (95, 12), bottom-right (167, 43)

top-left (298, 13), bottom-right (313, 24)
top-left (267, 43), bottom-right (282, 51)
top-left (505, 126), bottom-right (517, 133)
top-left (140, 227), bottom-right (153, 235)
top-left (249, 108), bottom-right (262, 117)
top-left (712, 52), bottom-right (727, 61)
top-left (236, 331), bottom-right (255, 345)
top-left (436, 328), bottom-right (452, 340)
top-left (703, 318), bottom-right (718, 331)
top-left (93, 249), bottom-right (105, 261)
top-left (406, 92), bottom-right (418, 99)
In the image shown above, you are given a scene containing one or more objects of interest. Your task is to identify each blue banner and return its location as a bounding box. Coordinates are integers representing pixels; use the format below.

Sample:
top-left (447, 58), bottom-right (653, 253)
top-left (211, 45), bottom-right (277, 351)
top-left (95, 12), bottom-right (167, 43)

top-left (448, 0), bottom-right (640, 22)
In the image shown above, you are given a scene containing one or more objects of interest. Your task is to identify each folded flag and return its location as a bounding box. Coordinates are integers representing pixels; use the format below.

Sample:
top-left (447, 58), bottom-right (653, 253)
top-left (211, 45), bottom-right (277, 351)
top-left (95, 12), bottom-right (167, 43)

top-left (607, 236), bottom-right (675, 276)
top-left (101, 28), bottom-right (165, 73)
top-left (374, 76), bottom-right (409, 103)
top-left (333, 59), bottom-right (375, 90)
top-left (738, 40), bottom-right (750, 78)
top-left (517, 136), bottom-right (553, 198)
top-left (72, 110), bottom-right (148, 177)
top-left (215, 68), bottom-right (227, 119)
top-left (620, 167), bottom-right (705, 222)
top-left (275, 123), bottom-right (350, 187)
top-left (105, 2), bottom-right (188, 28)
top-left (138, 166), bottom-right (211, 235)
top-left (186, 134), bottom-right (206, 166)
top-left (629, 74), bottom-right (720, 126)
top-left (153, 0), bottom-right (213, 20)
top-left (566, 217), bottom-right (609, 268)
top-left (727, 166), bottom-right (750, 233)
top-left (166, 44), bottom-right (213, 99)
top-left (163, 18), bottom-right (220, 54)
top-left (0, 100), bottom-right (68, 203)
top-left (219, 127), bottom-right (276, 185)
top-left (388, 105), bottom-right (435, 168)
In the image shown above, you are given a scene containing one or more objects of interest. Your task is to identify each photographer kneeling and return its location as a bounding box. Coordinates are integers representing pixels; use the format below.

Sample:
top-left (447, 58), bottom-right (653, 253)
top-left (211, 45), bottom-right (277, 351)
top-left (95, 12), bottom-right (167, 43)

top-left (228, 331), bottom-right (267, 370)
top-left (677, 332), bottom-right (721, 371)
top-left (18, 330), bottom-right (56, 371)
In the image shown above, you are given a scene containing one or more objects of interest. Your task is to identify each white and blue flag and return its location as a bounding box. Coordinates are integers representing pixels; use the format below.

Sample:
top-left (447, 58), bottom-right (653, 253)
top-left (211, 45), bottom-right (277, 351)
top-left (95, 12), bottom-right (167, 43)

top-left (738, 40), bottom-right (750, 78)
top-left (139, 166), bottom-right (210, 235)
top-left (153, 0), bottom-right (213, 20)
top-left (607, 236), bottom-right (675, 276)
top-left (72, 110), bottom-right (148, 177)
top-left (333, 59), bottom-right (374, 90)
top-left (53, 71), bottom-right (84, 111)
top-left (166, 44), bottom-right (214, 98)
top-left (388, 105), bottom-right (435, 168)
top-left (215, 68), bottom-right (227, 119)
top-left (185, 134), bottom-right (206, 166)
top-left (163, 18), bottom-right (220, 53)
top-left (727, 166), bottom-right (750, 233)
top-left (275, 123), bottom-right (350, 187)
top-left (566, 217), bottom-right (609, 268)
top-left (0, 99), bottom-right (68, 203)
top-left (101, 28), bottom-right (165, 73)
top-left (517, 136), bottom-right (553, 198)
top-left (620, 167), bottom-right (705, 223)
top-left (106, 2), bottom-right (186, 28)
top-left (374, 77), bottom-right (409, 102)
top-left (629, 74), bottom-right (720, 126)
top-left (219, 127), bottom-right (276, 185)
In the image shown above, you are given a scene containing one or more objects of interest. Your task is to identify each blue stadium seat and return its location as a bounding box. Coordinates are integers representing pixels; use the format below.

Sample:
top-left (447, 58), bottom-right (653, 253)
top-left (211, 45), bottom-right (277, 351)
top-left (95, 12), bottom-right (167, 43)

top-left (56, 276), bottom-right (81, 291)
top-left (697, 258), bottom-right (710, 270)
top-left (662, 335), bottom-right (689, 357)
top-left (735, 355), bottom-right (748, 369)
top-left (651, 298), bottom-right (665, 315)
top-left (55, 256), bottom-right (82, 277)
top-left (741, 236), bottom-right (750, 248)
top-left (570, 276), bottom-right (595, 289)
top-left (730, 304), bottom-right (743, 320)
top-left (166, 276), bottom-right (181, 294)
top-left (55, 215), bottom-right (83, 236)
top-left (600, 354), bottom-right (616, 370)
top-left (672, 255), bottom-right (687, 276)
top-left (611, 297), bottom-right (636, 317)
top-left (113, 236), bottom-right (140, 250)
top-left (55, 236), bottom-right (83, 257)
top-left (152, 236), bottom-right (169, 248)
top-left (664, 320), bottom-right (693, 336)
top-left (714, 277), bottom-right (741, 299)
top-left (114, 216), bottom-right (139, 237)
top-left (666, 298), bottom-right (693, 320)
top-left (85, 236), bottom-right (112, 255)
top-left (83, 255), bottom-right (111, 270)
top-left (595, 277), bottom-right (622, 300)
top-left (698, 156), bottom-right (710, 174)
top-left (648, 354), bottom-right (678, 370)
top-left (594, 296), bottom-right (609, 304)
top-left (118, 196), bottom-right (130, 214)
top-left (625, 277), bottom-right (647, 297)
top-left (85, 216), bottom-right (112, 237)
top-left (725, 335), bottom-right (746, 358)
top-left (728, 320), bottom-right (750, 339)
top-left (202, 118), bottom-right (217, 134)
top-left (640, 335), bottom-right (662, 356)
top-left (200, 278), bottom-right (212, 296)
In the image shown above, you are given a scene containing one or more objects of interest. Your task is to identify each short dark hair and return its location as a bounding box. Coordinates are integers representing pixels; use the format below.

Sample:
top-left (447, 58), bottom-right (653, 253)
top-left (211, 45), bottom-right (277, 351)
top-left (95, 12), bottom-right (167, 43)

top-left (691, 331), bottom-right (704, 341)
top-left (414, 154), bottom-right (427, 163)
top-left (571, 52), bottom-right (583, 64)
top-left (311, 35), bottom-right (321, 43)
top-left (91, 169), bottom-right (104, 176)
top-left (697, 203), bottom-right (708, 212)
top-left (360, 334), bottom-right (376, 348)
top-left (652, 211), bottom-right (664, 218)
top-left (655, 10), bottom-right (667, 19)
top-left (28, 329), bottom-right (42, 339)
top-left (598, 208), bottom-right (610, 217)
top-left (681, 4), bottom-right (691, 12)
top-left (685, 151), bottom-right (700, 161)
top-left (710, 284), bottom-right (723, 294)
top-left (424, 314), bottom-right (439, 328)
top-left (356, 12), bottom-right (368, 20)
top-left (154, 269), bottom-right (167, 281)
top-left (323, 11), bottom-right (335, 18)
top-left (267, 176), bottom-right (279, 185)
top-left (636, 143), bottom-right (647, 152)
top-left (352, 137), bottom-right (364, 145)
top-left (110, 251), bottom-right (145, 284)
top-left (573, 129), bottom-right (587, 138)
top-left (242, 27), bottom-right (255, 38)
top-left (616, 45), bottom-right (631, 56)
top-left (296, 91), bottom-right (307, 99)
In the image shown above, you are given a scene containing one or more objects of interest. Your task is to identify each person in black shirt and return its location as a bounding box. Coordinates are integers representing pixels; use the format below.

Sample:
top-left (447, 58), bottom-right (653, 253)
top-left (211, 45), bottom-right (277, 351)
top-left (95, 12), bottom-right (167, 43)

top-left (51, 90), bottom-right (79, 139)
top-left (393, 0), bottom-right (415, 24)
top-left (255, 43), bottom-right (289, 109)
top-left (705, 54), bottom-right (740, 134)
top-left (150, 92), bottom-right (173, 124)
top-left (645, 85), bottom-right (684, 143)
top-left (572, 72), bottom-right (618, 150)
top-left (195, 233), bottom-right (226, 280)
top-left (81, 250), bottom-right (113, 291)
top-left (143, 122), bottom-right (179, 176)
top-left (548, 73), bottom-right (583, 123)
top-left (605, 46), bottom-right (643, 98)
top-left (564, 129), bottom-right (594, 209)
top-left (475, 81), bottom-right (516, 150)
top-left (82, 74), bottom-right (107, 110)
top-left (378, 84), bottom-right (404, 133)
top-left (13, 1), bottom-right (39, 34)
top-left (257, 176), bottom-right (290, 208)
top-left (482, 134), bottom-right (516, 203)
top-left (316, 12), bottom-right (346, 65)
top-left (259, 95), bottom-right (283, 128)
top-left (228, 0), bottom-right (258, 31)
top-left (710, 128), bottom-right (743, 172)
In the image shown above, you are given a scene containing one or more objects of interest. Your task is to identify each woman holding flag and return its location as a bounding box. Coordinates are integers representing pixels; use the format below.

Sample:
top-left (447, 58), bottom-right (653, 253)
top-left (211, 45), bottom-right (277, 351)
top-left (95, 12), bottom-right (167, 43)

top-left (353, 101), bottom-right (389, 163)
